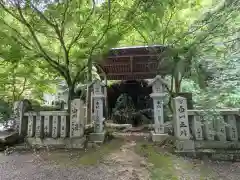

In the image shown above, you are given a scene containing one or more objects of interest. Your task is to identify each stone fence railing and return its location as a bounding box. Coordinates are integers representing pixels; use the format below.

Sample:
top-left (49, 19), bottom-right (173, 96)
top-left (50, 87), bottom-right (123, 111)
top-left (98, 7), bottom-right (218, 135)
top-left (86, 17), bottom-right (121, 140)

top-left (187, 109), bottom-right (240, 142)
top-left (24, 111), bottom-right (69, 138)
top-left (172, 96), bottom-right (240, 151)
top-left (16, 99), bottom-right (87, 140)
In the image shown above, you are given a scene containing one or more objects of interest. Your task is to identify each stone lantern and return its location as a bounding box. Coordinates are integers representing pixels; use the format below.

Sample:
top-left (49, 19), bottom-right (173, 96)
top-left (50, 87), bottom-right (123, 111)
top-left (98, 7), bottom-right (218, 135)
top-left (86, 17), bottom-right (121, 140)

top-left (148, 75), bottom-right (168, 142)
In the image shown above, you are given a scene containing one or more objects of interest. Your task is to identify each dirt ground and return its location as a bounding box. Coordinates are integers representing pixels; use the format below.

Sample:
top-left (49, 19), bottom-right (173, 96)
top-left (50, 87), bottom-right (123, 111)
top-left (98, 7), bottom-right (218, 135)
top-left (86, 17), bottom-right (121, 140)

top-left (0, 139), bottom-right (240, 180)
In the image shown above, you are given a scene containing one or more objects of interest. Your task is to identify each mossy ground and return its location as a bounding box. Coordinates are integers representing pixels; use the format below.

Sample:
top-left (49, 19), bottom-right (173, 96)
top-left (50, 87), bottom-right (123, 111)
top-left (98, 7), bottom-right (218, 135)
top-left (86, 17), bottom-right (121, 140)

top-left (134, 142), bottom-right (216, 180)
top-left (39, 138), bottom-right (216, 179)
top-left (43, 138), bottom-right (124, 166)
top-left (135, 143), bottom-right (178, 180)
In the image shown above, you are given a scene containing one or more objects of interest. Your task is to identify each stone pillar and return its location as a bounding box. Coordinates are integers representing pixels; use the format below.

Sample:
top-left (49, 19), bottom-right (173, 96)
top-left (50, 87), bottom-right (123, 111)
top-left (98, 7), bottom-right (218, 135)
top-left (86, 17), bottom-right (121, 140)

top-left (191, 116), bottom-right (203, 140)
top-left (226, 115), bottom-right (238, 141)
top-left (173, 96), bottom-right (190, 140)
top-left (44, 115), bottom-right (52, 137)
top-left (89, 80), bottom-right (106, 143)
top-left (214, 115), bottom-right (226, 141)
top-left (52, 116), bottom-right (61, 138)
top-left (27, 113), bottom-right (35, 137)
top-left (60, 115), bottom-right (67, 138)
top-left (173, 96), bottom-right (194, 152)
top-left (70, 99), bottom-right (85, 138)
top-left (14, 100), bottom-right (30, 135)
top-left (35, 114), bottom-right (43, 138)
top-left (148, 75), bottom-right (168, 142)
top-left (202, 116), bottom-right (215, 140)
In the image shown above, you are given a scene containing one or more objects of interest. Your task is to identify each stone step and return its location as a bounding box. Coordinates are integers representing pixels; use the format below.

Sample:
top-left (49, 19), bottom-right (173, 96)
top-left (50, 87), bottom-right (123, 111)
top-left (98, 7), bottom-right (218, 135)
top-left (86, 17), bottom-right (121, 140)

top-left (112, 132), bottom-right (150, 141)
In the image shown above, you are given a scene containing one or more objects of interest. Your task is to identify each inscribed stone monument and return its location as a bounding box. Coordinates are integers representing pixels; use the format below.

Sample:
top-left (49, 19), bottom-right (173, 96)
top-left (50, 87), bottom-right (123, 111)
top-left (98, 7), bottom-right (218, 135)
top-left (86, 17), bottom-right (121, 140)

top-left (173, 96), bottom-right (190, 140)
top-left (70, 99), bottom-right (85, 138)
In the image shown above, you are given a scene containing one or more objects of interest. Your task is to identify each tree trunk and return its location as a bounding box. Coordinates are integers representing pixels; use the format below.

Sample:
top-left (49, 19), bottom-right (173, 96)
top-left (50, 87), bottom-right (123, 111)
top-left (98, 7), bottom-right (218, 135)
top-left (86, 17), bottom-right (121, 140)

top-left (67, 83), bottom-right (75, 112)
top-left (86, 58), bottom-right (93, 124)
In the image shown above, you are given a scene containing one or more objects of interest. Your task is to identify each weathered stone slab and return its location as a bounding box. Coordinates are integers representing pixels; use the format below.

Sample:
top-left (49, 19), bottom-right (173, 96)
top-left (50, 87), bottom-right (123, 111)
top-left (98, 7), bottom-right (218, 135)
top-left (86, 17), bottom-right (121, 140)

top-left (191, 116), bottom-right (203, 140)
top-left (35, 115), bottom-right (43, 138)
top-left (150, 131), bottom-right (169, 143)
top-left (43, 115), bottom-right (52, 137)
top-left (52, 116), bottom-right (60, 138)
top-left (195, 140), bottom-right (240, 149)
top-left (173, 96), bottom-right (190, 140)
top-left (27, 114), bottom-right (35, 137)
top-left (89, 131), bottom-right (106, 143)
top-left (60, 115), bottom-right (68, 138)
top-left (225, 115), bottom-right (238, 141)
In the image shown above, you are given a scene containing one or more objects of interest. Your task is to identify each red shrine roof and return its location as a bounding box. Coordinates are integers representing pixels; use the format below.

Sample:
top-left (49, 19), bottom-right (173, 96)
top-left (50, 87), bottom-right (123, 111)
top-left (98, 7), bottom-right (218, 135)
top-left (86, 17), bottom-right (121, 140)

top-left (96, 45), bottom-right (173, 80)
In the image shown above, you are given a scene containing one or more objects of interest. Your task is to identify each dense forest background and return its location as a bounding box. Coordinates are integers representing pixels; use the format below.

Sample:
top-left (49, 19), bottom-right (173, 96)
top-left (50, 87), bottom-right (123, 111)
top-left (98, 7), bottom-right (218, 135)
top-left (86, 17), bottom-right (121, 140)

top-left (0, 0), bottom-right (239, 120)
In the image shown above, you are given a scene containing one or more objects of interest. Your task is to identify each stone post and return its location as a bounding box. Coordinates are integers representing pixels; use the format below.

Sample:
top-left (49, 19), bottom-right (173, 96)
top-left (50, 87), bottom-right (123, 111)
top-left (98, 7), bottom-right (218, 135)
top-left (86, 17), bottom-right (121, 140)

top-left (70, 99), bottom-right (85, 138)
top-left (214, 115), bottom-right (226, 141)
top-left (173, 96), bottom-right (194, 152)
top-left (173, 96), bottom-right (190, 140)
top-left (148, 75), bottom-right (168, 142)
top-left (27, 112), bottom-right (35, 137)
top-left (89, 80), bottom-right (106, 143)
top-left (14, 99), bottom-right (32, 136)
top-left (191, 116), bottom-right (203, 140)
top-left (226, 115), bottom-right (238, 141)
top-left (60, 115), bottom-right (68, 138)
top-left (44, 115), bottom-right (52, 137)
top-left (52, 115), bottom-right (60, 138)
top-left (35, 113), bottom-right (43, 138)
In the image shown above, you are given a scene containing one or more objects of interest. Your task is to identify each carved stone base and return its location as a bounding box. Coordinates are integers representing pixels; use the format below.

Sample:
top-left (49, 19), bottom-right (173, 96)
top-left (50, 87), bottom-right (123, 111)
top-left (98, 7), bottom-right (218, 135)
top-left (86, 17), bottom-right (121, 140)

top-left (26, 137), bottom-right (86, 149)
top-left (175, 140), bottom-right (195, 153)
top-left (195, 140), bottom-right (240, 149)
top-left (89, 131), bottom-right (106, 143)
top-left (150, 131), bottom-right (169, 143)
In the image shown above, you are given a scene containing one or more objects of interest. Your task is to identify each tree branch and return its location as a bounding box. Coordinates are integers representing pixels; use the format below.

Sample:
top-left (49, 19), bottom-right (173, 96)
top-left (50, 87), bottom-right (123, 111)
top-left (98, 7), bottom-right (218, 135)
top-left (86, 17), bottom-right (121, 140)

top-left (7, 2), bottom-right (68, 80)
top-left (67, 0), bottom-right (96, 53)
top-left (17, 77), bottom-right (27, 99)
top-left (60, 0), bottom-right (69, 36)
top-left (162, 8), bottom-right (175, 44)
top-left (0, 19), bottom-right (35, 50)
top-left (29, 2), bottom-right (70, 67)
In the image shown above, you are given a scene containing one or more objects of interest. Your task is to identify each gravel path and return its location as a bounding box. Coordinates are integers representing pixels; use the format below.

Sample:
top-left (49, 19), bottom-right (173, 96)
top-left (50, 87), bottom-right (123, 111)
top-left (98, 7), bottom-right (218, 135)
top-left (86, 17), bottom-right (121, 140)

top-left (0, 152), bottom-right (119, 180)
top-left (1, 143), bottom-right (240, 180)
top-left (0, 142), bottom-right (149, 180)
top-left (173, 156), bottom-right (240, 180)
